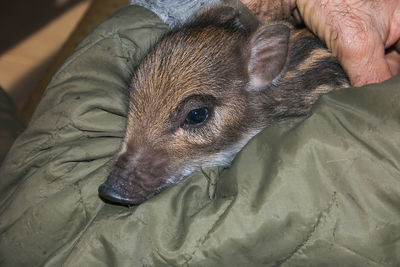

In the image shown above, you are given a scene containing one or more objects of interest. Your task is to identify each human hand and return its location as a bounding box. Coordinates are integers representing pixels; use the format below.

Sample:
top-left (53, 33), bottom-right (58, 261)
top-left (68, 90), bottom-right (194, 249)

top-left (297, 0), bottom-right (400, 86)
top-left (242, 0), bottom-right (400, 87)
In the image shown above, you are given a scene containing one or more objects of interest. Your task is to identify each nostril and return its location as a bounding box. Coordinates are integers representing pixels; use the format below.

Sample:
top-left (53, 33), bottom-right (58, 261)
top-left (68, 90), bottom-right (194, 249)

top-left (98, 184), bottom-right (120, 202)
top-left (100, 148), bottom-right (169, 205)
top-left (98, 183), bottom-right (145, 206)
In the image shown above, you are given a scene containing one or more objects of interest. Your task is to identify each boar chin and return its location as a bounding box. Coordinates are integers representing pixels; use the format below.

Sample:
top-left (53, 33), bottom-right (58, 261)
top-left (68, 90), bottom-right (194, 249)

top-left (98, 129), bottom-right (259, 206)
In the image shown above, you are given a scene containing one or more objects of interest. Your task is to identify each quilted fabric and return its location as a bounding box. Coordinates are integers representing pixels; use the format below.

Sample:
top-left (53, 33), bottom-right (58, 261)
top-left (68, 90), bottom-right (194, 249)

top-left (0, 5), bottom-right (399, 266)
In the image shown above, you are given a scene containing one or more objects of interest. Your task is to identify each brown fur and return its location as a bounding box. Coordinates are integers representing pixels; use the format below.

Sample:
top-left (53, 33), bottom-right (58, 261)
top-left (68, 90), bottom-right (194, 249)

top-left (99, 5), bottom-right (349, 206)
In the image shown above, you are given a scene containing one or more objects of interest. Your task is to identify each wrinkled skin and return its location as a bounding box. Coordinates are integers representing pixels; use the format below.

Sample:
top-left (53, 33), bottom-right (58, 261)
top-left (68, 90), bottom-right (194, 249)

top-left (242, 0), bottom-right (400, 86)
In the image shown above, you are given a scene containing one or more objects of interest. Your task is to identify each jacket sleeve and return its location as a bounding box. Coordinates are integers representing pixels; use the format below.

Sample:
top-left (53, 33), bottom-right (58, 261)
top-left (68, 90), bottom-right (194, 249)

top-left (0, 4), bottom-right (399, 267)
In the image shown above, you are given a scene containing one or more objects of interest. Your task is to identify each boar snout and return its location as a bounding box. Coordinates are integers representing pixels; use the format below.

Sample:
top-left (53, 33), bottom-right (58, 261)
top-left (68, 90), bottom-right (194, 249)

top-left (99, 148), bottom-right (169, 205)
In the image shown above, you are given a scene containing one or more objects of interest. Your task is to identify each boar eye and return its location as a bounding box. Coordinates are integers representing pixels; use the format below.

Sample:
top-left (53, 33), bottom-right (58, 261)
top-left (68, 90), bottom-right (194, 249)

top-left (185, 107), bottom-right (209, 126)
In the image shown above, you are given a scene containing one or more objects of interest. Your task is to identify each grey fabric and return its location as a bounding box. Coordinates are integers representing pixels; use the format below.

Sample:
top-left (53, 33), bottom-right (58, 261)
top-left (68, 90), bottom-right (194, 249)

top-left (130, 0), bottom-right (247, 28)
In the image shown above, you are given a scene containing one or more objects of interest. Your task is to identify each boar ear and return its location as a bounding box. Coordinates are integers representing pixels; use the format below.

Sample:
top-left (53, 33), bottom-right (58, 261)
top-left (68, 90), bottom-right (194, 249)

top-left (246, 23), bottom-right (291, 90)
top-left (193, 5), bottom-right (242, 28)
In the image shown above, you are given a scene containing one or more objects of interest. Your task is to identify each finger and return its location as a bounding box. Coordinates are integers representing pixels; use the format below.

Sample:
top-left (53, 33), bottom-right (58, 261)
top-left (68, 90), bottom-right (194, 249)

top-left (385, 49), bottom-right (400, 76)
top-left (341, 50), bottom-right (393, 87)
top-left (329, 24), bottom-right (393, 86)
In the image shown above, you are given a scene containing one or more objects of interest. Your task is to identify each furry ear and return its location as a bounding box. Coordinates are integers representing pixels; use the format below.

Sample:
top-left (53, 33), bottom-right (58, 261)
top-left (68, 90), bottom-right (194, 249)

top-left (246, 23), bottom-right (291, 90)
top-left (192, 5), bottom-right (244, 28)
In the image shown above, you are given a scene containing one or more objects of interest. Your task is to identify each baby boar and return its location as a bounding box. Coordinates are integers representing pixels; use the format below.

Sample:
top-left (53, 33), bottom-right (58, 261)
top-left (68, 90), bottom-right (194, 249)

top-left (98, 5), bottom-right (349, 205)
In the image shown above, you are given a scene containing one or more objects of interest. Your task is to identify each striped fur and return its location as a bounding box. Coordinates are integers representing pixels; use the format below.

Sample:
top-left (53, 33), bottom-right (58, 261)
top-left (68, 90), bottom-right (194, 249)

top-left (99, 5), bottom-right (349, 205)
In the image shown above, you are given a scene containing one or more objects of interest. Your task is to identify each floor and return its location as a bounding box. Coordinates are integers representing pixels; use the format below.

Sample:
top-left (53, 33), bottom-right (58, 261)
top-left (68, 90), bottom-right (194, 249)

top-left (0, 0), bottom-right (130, 115)
top-left (0, 0), bottom-right (95, 110)
top-left (0, 0), bottom-right (129, 161)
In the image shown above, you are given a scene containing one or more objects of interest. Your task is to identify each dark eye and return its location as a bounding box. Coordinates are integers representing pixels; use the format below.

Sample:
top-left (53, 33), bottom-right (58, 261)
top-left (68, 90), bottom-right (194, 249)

top-left (185, 107), bottom-right (209, 126)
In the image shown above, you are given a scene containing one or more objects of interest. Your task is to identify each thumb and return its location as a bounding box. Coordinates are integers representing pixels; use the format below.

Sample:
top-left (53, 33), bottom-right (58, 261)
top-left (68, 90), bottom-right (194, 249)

top-left (385, 45), bottom-right (400, 77)
top-left (296, 0), bottom-right (392, 87)
top-left (338, 42), bottom-right (393, 87)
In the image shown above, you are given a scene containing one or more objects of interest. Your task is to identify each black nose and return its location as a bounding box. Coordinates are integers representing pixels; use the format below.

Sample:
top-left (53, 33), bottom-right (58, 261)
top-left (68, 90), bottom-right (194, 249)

top-left (98, 183), bottom-right (145, 206)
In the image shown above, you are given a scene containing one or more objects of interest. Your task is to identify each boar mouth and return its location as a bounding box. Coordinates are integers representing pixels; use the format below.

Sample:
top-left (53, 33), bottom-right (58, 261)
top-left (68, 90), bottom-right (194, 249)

top-left (98, 167), bottom-right (167, 206)
top-left (98, 183), bottom-right (151, 206)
